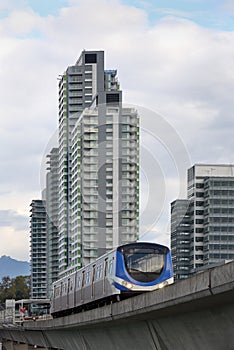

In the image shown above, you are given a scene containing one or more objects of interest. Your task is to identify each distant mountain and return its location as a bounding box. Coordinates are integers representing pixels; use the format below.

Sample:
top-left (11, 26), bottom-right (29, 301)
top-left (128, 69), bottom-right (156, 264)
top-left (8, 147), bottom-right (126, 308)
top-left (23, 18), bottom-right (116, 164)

top-left (0, 255), bottom-right (30, 280)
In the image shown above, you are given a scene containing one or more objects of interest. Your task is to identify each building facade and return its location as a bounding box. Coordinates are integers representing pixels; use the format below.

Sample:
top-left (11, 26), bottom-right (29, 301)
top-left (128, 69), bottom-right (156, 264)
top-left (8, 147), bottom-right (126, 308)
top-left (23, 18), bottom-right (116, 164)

top-left (46, 148), bottom-right (59, 297)
top-left (57, 50), bottom-right (139, 275)
top-left (58, 51), bottom-right (103, 272)
top-left (171, 199), bottom-right (191, 280)
top-left (30, 200), bottom-right (47, 299)
top-left (171, 164), bottom-right (234, 280)
top-left (70, 106), bottom-right (139, 268)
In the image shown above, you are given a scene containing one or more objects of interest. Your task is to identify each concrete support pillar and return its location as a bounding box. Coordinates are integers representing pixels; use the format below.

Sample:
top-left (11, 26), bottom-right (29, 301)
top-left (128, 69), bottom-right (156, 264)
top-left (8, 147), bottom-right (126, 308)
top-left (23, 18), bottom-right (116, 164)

top-left (2, 340), bottom-right (14, 350)
top-left (1, 342), bottom-right (49, 350)
top-left (13, 344), bottom-right (28, 350)
top-left (28, 347), bottom-right (49, 350)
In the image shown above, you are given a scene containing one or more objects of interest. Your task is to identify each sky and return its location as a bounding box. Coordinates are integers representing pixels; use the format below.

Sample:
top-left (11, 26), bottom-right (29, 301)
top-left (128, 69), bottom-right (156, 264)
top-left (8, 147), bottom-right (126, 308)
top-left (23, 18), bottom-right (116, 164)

top-left (1, 0), bottom-right (234, 261)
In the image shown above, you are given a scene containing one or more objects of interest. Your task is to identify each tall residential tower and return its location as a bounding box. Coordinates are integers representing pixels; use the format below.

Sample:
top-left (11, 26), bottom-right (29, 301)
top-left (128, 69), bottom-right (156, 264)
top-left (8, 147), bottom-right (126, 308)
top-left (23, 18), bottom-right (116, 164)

top-left (30, 199), bottom-right (47, 299)
top-left (46, 147), bottom-right (59, 296)
top-left (58, 50), bottom-right (139, 274)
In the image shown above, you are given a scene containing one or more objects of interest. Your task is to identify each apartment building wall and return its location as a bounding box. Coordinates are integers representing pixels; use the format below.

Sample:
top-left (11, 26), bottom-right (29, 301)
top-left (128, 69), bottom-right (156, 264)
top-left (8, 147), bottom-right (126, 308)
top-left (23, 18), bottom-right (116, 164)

top-left (171, 164), bottom-right (234, 279)
top-left (30, 200), bottom-right (47, 299)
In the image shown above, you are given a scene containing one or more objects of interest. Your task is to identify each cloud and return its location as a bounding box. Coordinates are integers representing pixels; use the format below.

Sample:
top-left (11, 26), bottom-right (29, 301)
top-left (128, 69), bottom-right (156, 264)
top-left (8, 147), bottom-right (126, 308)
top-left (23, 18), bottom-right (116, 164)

top-left (0, 226), bottom-right (30, 261)
top-left (1, 0), bottom-right (234, 258)
top-left (0, 210), bottom-right (29, 260)
top-left (0, 210), bottom-right (28, 231)
top-left (222, 0), bottom-right (234, 12)
top-left (0, 9), bottom-right (41, 37)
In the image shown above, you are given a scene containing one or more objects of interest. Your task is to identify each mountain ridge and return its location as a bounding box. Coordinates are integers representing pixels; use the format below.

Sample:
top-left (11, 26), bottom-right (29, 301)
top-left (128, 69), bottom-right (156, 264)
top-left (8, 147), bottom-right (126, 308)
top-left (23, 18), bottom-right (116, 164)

top-left (0, 255), bottom-right (30, 280)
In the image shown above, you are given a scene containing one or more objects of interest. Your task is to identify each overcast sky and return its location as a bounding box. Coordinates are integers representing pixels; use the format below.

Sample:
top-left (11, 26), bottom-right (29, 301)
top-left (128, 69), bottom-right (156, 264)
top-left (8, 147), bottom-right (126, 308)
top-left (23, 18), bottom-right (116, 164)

top-left (1, 0), bottom-right (234, 261)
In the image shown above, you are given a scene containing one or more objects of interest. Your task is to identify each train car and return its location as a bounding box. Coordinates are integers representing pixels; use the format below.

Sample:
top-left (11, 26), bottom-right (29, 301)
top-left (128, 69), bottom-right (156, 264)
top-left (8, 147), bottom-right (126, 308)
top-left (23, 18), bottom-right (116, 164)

top-left (50, 242), bottom-right (173, 317)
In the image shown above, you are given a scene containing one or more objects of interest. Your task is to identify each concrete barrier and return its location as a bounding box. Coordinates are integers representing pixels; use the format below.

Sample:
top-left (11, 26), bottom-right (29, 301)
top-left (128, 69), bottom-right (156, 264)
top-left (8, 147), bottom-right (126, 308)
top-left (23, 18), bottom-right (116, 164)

top-left (1, 260), bottom-right (234, 349)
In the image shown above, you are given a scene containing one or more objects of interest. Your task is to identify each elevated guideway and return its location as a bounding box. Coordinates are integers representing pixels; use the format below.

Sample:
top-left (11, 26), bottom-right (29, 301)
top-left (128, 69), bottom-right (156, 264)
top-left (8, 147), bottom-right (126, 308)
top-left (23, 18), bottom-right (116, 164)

top-left (1, 260), bottom-right (234, 349)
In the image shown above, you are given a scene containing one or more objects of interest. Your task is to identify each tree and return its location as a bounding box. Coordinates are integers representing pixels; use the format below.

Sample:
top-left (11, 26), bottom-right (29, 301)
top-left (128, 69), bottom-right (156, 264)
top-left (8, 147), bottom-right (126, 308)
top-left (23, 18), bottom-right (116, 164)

top-left (0, 275), bottom-right (30, 304)
top-left (0, 276), bottom-right (13, 303)
top-left (14, 276), bottom-right (30, 300)
top-left (1, 276), bottom-right (11, 290)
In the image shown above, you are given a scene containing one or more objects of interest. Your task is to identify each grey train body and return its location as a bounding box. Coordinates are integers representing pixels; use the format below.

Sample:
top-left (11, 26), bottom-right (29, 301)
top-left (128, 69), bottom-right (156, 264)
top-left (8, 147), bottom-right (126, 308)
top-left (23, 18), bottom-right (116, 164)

top-left (51, 250), bottom-right (119, 316)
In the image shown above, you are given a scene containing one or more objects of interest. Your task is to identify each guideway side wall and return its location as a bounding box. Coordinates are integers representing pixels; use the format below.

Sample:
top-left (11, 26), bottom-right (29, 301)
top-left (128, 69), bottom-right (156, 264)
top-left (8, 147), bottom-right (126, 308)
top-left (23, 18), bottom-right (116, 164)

top-left (1, 261), bottom-right (234, 349)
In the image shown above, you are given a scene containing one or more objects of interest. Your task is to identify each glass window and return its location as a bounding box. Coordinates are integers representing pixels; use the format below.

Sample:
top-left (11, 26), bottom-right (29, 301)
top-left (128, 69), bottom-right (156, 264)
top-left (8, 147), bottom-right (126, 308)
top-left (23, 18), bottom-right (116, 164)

top-left (85, 73), bottom-right (92, 80)
top-left (196, 183), bottom-right (204, 189)
top-left (77, 276), bottom-right (81, 288)
top-left (108, 260), bottom-right (113, 275)
top-left (121, 245), bottom-right (167, 283)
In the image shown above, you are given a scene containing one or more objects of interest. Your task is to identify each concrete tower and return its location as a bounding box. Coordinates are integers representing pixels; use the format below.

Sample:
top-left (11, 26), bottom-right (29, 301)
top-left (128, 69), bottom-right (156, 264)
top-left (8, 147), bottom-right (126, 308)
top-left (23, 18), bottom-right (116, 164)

top-left (58, 51), bottom-right (139, 274)
top-left (30, 199), bottom-right (47, 299)
top-left (46, 148), bottom-right (59, 297)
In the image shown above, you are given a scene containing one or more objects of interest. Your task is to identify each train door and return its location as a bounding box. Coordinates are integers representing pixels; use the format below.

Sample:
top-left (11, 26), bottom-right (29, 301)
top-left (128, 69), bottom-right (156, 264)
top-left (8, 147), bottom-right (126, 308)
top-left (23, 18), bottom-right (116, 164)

top-left (67, 278), bottom-right (70, 308)
top-left (91, 265), bottom-right (95, 299)
top-left (77, 274), bottom-right (81, 305)
top-left (52, 284), bottom-right (57, 313)
top-left (60, 282), bottom-right (63, 311)
top-left (103, 258), bottom-right (108, 295)
top-left (108, 257), bottom-right (114, 294)
top-left (81, 271), bottom-right (85, 303)
top-left (74, 272), bottom-right (77, 307)
top-left (51, 285), bottom-right (55, 312)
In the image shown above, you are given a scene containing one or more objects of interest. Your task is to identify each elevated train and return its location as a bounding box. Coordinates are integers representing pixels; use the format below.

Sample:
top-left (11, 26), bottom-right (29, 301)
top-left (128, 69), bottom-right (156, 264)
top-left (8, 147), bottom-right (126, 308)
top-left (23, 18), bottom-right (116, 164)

top-left (51, 242), bottom-right (173, 317)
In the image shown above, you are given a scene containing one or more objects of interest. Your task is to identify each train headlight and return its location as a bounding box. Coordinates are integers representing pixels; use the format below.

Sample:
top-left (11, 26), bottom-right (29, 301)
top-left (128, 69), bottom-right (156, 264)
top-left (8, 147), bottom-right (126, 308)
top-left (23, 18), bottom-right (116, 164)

top-left (121, 281), bottom-right (133, 289)
top-left (158, 281), bottom-right (168, 289)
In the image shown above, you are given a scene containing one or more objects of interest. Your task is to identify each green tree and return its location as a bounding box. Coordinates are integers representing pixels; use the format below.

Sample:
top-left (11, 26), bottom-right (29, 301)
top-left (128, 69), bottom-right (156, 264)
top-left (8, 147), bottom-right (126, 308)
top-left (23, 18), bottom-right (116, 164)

top-left (14, 276), bottom-right (30, 300)
top-left (0, 276), bottom-right (13, 303)
top-left (0, 275), bottom-right (30, 303)
top-left (1, 276), bottom-right (11, 290)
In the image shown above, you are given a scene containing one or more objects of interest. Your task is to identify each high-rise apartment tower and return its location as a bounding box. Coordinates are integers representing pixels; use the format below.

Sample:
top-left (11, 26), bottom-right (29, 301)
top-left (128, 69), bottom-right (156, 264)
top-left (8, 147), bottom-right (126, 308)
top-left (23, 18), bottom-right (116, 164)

top-left (58, 50), bottom-right (139, 274)
top-left (30, 199), bottom-right (47, 299)
top-left (46, 148), bottom-right (59, 297)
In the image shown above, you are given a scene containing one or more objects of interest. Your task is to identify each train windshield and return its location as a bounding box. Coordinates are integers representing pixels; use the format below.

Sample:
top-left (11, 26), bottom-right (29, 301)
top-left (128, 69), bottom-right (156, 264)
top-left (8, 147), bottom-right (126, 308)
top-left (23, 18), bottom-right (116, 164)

top-left (121, 245), bottom-right (167, 283)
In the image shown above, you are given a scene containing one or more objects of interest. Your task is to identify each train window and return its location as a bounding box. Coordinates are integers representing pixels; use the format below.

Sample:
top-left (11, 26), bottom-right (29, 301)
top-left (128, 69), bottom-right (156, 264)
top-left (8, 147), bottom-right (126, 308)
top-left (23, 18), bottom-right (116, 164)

top-left (95, 265), bottom-right (101, 281)
top-left (104, 259), bottom-right (108, 277)
top-left (55, 286), bottom-right (60, 298)
top-left (95, 266), bottom-right (99, 280)
top-left (99, 264), bottom-right (103, 279)
top-left (70, 279), bottom-right (73, 291)
top-left (98, 266), bottom-right (101, 279)
top-left (82, 272), bottom-right (85, 287)
top-left (63, 283), bottom-right (67, 294)
top-left (96, 265), bottom-right (102, 280)
top-left (108, 258), bottom-right (114, 275)
top-left (104, 258), bottom-right (108, 276)
top-left (88, 271), bottom-right (91, 283)
top-left (92, 265), bottom-right (95, 283)
top-left (68, 279), bottom-right (70, 292)
top-left (122, 246), bottom-right (166, 283)
top-left (77, 276), bottom-right (81, 288)
top-left (84, 271), bottom-right (91, 285)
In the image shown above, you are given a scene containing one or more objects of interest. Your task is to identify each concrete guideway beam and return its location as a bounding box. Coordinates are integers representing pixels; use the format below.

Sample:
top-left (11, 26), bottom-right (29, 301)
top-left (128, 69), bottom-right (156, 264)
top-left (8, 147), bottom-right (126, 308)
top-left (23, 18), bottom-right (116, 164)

top-left (1, 260), bottom-right (234, 349)
top-left (1, 341), bottom-right (49, 350)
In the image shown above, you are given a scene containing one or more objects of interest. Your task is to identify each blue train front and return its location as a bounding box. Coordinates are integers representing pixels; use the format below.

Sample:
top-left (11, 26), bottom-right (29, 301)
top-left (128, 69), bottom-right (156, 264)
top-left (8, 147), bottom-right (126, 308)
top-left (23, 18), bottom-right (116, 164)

top-left (114, 242), bottom-right (174, 292)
